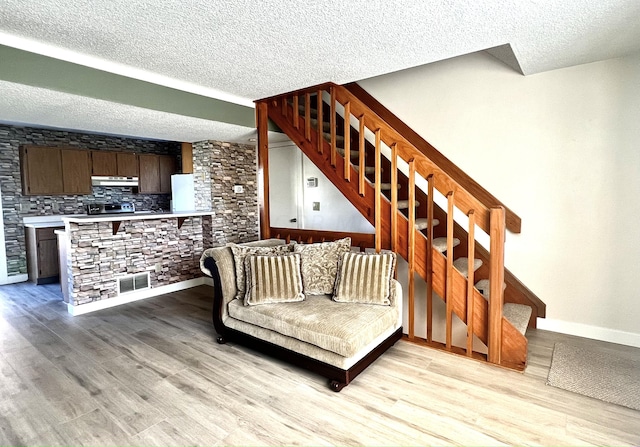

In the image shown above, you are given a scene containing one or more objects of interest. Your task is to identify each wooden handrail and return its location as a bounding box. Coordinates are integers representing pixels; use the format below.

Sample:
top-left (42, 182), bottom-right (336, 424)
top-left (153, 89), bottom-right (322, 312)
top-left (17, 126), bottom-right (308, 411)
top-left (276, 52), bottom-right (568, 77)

top-left (344, 82), bottom-right (522, 234)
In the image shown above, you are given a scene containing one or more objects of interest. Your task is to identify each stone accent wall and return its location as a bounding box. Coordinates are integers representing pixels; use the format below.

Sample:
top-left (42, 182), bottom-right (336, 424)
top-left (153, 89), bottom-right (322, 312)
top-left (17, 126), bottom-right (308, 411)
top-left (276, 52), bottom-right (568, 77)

top-left (67, 215), bottom-right (210, 305)
top-left (192, 140), bottom-right (258, 245)
top-left (0, 124), bottom-right (180, 277)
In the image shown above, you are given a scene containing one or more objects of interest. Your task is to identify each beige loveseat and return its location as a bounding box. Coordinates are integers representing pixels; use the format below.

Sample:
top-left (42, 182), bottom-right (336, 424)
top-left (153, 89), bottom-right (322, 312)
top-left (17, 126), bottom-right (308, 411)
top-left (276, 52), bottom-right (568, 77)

top-left (200, 238), bottom-right (403, 391)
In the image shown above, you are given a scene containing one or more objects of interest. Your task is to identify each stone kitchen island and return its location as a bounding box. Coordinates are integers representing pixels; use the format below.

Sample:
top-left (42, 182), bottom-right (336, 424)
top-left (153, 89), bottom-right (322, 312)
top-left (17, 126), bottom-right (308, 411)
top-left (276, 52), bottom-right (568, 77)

top-left (59, 211), bottom-right (214, 315)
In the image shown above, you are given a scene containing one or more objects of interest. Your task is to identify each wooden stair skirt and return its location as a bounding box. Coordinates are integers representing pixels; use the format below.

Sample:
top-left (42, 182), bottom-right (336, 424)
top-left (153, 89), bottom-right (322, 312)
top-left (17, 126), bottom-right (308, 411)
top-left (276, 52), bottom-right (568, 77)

top-left (256, 84), bottom-right (544, 372)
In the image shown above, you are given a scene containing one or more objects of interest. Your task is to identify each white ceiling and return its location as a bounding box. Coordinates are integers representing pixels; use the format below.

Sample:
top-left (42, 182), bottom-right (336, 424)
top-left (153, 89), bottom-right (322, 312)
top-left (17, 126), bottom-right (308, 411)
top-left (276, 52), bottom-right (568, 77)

top-left (1, 0), bottom-right (639, 142)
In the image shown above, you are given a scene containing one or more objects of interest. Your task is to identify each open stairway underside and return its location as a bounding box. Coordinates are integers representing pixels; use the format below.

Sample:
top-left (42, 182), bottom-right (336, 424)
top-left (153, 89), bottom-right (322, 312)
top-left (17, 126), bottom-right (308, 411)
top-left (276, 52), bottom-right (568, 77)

top-left (256, 83), bottom-right (545, 371)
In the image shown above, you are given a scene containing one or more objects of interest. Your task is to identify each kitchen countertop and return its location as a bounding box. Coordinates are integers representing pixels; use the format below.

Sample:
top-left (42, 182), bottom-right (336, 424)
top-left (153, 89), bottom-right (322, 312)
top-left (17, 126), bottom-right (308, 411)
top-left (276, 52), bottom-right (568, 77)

top-left (62, 210), bottom-right (214, 223)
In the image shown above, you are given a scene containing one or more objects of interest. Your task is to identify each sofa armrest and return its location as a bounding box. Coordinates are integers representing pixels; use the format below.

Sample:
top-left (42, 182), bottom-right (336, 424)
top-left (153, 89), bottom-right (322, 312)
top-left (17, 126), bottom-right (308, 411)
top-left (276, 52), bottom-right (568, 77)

top-left (390, 278), bottom-right (403, 329)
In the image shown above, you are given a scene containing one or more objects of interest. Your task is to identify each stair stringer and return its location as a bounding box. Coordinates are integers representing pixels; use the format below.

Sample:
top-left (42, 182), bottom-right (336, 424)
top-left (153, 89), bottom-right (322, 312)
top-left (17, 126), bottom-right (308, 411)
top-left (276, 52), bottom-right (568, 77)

top-left (266, 97), bottom-right (527, 371)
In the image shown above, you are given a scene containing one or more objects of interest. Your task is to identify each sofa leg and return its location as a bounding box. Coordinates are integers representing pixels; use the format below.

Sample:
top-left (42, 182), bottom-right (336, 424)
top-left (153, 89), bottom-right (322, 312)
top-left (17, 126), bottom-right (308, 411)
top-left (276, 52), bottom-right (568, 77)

top-left (216, 335), bottom-right (227, 344)
top-left (329, 380), bottom-right (347, 392)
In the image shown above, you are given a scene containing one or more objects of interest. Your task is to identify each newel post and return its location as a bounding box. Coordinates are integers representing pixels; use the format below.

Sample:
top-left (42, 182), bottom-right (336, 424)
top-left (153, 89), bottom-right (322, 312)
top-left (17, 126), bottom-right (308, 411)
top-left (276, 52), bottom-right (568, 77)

top-left (488, 206), bottom-right (506, 364)
top-left (256, 101), bottom-right (270, 239)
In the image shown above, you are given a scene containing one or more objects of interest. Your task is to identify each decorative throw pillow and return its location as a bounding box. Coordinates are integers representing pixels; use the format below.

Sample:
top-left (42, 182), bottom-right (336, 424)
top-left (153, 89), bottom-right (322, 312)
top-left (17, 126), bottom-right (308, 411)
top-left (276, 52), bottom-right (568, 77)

top-left (244, 254), bottom-right (304, 306)
top-left (230, 243), bottom-right (294, 300)
top-left (333, 251), bottom-right (396, 305)
top-left (293, 237), bottom-right (351, 295)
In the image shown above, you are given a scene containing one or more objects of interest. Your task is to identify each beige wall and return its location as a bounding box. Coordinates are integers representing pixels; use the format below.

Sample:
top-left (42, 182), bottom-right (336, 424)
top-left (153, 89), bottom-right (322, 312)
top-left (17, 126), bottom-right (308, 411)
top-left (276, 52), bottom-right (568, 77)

top-left (359, 51), bottom-right (640, 345)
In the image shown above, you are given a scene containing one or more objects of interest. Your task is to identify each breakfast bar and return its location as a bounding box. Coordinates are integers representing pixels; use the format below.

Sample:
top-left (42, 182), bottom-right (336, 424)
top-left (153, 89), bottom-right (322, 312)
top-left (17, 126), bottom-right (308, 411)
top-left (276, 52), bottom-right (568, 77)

top-left (58, 211), bottom-right (214, 315)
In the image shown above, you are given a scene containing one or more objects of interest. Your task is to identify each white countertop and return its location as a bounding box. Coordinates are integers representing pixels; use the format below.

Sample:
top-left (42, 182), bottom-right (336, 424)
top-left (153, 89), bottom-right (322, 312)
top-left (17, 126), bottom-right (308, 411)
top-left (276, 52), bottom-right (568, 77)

top-left (62, 210), bottom-right (214, 223)
top-left (24, 222), bottom-right (66, 229)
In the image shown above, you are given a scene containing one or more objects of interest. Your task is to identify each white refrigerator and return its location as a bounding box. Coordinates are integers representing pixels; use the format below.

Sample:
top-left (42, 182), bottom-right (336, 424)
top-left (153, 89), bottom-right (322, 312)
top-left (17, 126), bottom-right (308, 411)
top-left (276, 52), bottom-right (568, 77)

top-left (170, 174), bottom-right (196, 212)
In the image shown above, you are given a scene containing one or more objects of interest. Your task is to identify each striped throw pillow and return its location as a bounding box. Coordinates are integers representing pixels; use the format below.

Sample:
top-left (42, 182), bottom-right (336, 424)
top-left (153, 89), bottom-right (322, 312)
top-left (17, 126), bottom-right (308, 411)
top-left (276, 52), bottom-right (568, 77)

top-left (244, 254), bottom-right (305, 306)
top-left (333, 252), bottom-right (396, 305)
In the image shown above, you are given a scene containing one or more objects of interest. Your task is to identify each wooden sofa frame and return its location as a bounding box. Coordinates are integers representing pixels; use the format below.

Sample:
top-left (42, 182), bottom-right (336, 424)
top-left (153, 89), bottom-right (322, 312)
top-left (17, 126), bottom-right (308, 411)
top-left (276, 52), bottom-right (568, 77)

top-left (203, 256), bottom-right (403, 392)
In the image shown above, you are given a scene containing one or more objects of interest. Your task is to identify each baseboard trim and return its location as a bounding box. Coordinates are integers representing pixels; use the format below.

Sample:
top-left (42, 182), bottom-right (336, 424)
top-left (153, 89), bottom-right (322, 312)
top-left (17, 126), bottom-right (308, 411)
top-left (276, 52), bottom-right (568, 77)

top-left (0, 274), bottom-right (29, 285)
top-left (67, 277), bottom-right (208, 316)
top-left (537, 317), bottom-right (640, 349)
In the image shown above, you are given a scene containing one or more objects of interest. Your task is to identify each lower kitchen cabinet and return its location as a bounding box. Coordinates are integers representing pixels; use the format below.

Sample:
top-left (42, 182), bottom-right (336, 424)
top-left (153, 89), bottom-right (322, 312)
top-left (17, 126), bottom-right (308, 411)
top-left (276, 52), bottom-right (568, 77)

top-left (25, 226), bottom-right (64, 284)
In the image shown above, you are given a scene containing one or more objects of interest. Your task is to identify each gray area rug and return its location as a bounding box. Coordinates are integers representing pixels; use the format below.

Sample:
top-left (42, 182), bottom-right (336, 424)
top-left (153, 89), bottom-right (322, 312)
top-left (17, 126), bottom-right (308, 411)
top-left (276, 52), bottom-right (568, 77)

top-left (547, 342), bottom-right (640, 411)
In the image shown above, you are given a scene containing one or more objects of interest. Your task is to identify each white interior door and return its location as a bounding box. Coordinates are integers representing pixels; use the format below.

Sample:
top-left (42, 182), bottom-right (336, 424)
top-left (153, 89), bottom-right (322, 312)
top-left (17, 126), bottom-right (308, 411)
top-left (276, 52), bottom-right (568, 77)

top-left (269, 143), bottom-right (302, 229)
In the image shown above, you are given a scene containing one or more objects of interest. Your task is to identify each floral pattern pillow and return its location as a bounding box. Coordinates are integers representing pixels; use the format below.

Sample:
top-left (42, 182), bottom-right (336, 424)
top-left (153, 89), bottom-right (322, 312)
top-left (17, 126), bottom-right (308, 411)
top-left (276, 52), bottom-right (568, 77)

top-left (230, 243), bottom-right (294, 300)
top-left (293, 237), bottom-right (351, 295)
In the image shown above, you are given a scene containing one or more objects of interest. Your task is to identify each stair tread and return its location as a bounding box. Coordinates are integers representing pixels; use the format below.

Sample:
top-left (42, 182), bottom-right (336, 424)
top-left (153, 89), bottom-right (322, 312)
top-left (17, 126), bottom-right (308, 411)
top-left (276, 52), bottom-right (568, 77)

top-left (415, 217), bottom-right (440, 230)
top-left (337, 147), bottom-right (360, 159)
top-left (503, 303), bottom-right (532, 336)
top-left (397, 200), bottom-right (420, 209)
top-left (432, 237), bottom-right (459, 252)
top-left (453, 257), bottom-right (482, 277)
top-left (380, 183), bottom-right (401, 191)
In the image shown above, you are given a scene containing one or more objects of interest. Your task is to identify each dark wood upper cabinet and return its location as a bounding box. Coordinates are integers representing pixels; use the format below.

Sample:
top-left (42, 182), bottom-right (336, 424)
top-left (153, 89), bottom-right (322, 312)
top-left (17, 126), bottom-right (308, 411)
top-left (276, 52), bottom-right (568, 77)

top-left (159, 155), bottom-right (176, 193)
top-left (138, 154), bottom-right (175, 193)
top-left (138, 154), bottom-right (161, 193)
top-left (92, 151), bottom-right (138, 177)
top-left (61, 149), bottom-right (92, 194)
top-left (91, 151), bottom-right (117, 176)
top-left (117, 152), bottom-right (138, 177)
top-left (20, 146), bottom-right (64, 195)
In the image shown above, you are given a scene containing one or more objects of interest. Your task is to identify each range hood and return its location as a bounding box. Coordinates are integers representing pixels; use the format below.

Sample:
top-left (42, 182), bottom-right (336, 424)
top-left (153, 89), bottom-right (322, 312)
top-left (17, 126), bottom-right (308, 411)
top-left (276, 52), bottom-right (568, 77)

top-left (91, 176), bottom-right (139, 187)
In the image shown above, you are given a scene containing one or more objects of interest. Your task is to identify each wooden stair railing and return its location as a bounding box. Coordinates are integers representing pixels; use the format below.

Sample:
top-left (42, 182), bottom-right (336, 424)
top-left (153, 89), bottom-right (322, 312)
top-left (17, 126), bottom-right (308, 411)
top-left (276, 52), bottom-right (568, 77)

top-left (256, 83), bottom-right (538, 371)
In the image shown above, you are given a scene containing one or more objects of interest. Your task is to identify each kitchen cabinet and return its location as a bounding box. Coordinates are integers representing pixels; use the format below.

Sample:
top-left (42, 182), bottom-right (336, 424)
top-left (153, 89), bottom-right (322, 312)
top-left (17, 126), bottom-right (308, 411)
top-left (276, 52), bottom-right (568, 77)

top-left (20, 146), bottom-right (91, 195)
top-left (91, 151), bottom-right (138, 177)
top-left (20, 146), bottom-right (64, 195)
top-left (117, 152), bottom-right (138, 177)
top-left (25, 226), bottom-right (64, 284)
top-left (61, 149), bottom-right (92, 194)
top-left (138, 154), bottom-right (175, 193)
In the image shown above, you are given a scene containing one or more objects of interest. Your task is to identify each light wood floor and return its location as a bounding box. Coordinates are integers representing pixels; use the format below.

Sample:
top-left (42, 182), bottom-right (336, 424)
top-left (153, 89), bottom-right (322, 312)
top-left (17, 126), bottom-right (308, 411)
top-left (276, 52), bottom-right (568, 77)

top-left (1, 282), bottom-right (639, 446)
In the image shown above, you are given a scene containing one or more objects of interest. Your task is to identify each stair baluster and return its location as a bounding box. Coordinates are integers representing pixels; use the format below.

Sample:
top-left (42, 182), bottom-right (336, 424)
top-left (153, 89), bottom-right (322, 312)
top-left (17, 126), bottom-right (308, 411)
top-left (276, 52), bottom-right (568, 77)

top-left (358, 115), bottom-right (366, 196)
top-left (445, 191), bottom-right (455, 349)
top-left (466, 210), bottom-right (476, 356)
top-left (374, 129), bottom-right (382, 253)
top-left (305, 92), bottom-right (311, 141)
top-left (426, 174), bottom-right (435, 343)
top-left (330, 86), bottom-right (337, 167)
top-left (408, 158), bottom-right (416, 340)
top-left (344, 102), bottom-right (351, 181)
top-left (317, 89), bottom-right (323, 154)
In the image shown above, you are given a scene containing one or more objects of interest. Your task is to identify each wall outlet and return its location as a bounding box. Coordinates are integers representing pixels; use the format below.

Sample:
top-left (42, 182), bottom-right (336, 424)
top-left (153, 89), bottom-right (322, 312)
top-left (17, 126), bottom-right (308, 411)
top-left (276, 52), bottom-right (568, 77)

top-left (51, 202), bottom-right (59, 212)
top-left (233, 185), bottom-right (244, 193)
top-left (155, 263), bottom-right (162, 273)
top-left (312, 202), bottom-right (320, 211)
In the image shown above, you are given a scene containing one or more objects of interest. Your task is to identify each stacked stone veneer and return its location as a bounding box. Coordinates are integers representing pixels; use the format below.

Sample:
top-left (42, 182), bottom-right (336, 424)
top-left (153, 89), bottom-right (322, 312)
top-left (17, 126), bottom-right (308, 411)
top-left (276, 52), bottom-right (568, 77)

top-left (192, 140), bottom-right (258, 244)
top-left (0, 124), bottom-right (180, 277)
top-left (67, 215), bottom-right (213, 305)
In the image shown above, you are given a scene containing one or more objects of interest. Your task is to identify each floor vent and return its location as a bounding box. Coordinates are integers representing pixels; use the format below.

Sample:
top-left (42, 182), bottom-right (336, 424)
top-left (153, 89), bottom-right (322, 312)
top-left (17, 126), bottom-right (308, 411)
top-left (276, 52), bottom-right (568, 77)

top-left (118, 272), bottom-right (150, 295)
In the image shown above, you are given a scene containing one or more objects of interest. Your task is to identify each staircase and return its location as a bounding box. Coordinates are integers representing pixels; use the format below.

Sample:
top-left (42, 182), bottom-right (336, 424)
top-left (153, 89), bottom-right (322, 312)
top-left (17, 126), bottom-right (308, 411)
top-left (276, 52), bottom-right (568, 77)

top-left (255, 83), bottom-right (545, 371)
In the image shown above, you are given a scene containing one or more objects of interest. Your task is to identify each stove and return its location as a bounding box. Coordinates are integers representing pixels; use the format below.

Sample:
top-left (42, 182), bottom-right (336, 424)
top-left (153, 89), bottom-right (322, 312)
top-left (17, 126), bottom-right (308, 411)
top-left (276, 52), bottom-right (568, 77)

top-left (86, 202), bottom-right (135, 215)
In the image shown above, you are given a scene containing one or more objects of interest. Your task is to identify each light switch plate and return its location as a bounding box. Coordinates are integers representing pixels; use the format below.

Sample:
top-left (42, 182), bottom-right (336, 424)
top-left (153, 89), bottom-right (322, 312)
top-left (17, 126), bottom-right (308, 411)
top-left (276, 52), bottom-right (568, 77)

top-left (312, 202), bottom-right (320, 211)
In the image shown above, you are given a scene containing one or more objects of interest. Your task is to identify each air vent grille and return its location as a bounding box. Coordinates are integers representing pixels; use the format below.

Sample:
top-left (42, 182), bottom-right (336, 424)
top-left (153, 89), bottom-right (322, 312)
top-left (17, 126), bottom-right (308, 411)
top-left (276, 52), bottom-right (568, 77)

top-left (118, 272), bottom-right (150, 295)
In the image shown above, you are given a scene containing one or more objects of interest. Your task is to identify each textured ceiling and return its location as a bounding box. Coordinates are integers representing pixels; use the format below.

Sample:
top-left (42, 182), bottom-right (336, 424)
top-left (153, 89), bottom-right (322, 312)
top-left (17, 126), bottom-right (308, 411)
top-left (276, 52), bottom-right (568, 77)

top-left (1, 0), bottom-right (639, 141)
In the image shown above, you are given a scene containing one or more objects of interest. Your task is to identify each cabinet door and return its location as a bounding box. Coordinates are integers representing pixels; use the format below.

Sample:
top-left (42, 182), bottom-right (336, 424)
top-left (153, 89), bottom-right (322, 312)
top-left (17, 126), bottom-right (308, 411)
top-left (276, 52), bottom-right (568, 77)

top-left (37, 238), bottom-right (60, 278)
top-left (61, 149), bottom-right (92, 194)
top-left (91, 151), bottom-right (117, 176)
top-left (159, 155), bottom-right (176, 193)
top-left (117, 152), bottom-right (138, 177)
top-left (20, 146), bottom-right (64, 195)
top-left (138, 154), bottom-right (160, 193)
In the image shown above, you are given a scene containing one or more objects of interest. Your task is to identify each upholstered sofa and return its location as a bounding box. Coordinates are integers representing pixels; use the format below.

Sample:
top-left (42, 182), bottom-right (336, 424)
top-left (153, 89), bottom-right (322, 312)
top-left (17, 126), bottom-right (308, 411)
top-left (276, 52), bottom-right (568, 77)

top-left (200, 238), bottom-right (403, 391)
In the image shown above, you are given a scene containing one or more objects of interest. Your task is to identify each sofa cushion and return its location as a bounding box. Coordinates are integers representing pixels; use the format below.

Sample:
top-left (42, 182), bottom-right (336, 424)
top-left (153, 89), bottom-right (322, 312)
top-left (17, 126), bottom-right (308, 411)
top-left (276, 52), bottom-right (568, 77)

top-left (244, 253), bottom-right (305, 306)
top-left (227, 294), bottom-right (398, 357)
top-left (333, 251), bottom-right (396, 305)
top-left (293, 237), bottom-right (351, 295)
top-left (230, 243), bottom-right (294, 300)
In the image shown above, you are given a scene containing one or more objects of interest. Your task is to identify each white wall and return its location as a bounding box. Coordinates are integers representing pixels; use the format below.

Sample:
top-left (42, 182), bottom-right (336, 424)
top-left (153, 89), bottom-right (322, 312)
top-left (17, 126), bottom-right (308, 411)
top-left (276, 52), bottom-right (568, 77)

top-left (358, 51), bottom-right (640, 345)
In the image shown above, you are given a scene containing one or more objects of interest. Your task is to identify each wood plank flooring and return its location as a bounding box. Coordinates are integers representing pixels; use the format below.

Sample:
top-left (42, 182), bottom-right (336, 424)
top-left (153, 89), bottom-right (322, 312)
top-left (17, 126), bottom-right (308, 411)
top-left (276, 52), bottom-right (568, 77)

top-left (1, 282), bottom-right (639, 446)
